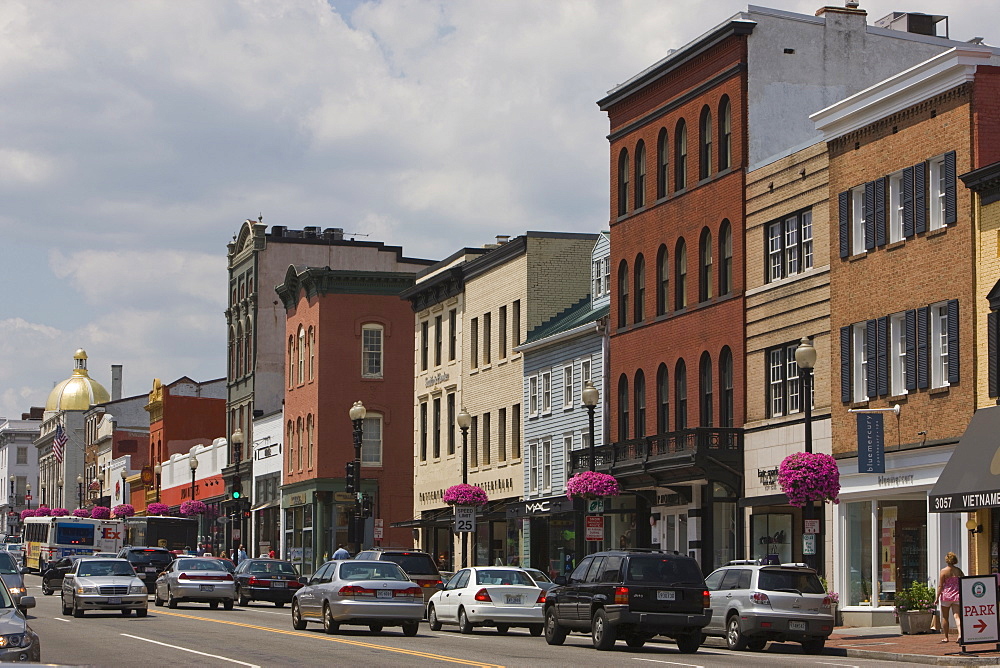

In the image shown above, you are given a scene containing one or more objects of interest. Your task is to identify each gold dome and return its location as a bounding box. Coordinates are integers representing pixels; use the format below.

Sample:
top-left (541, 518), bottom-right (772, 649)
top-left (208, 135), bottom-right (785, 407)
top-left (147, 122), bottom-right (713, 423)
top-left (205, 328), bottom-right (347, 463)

top-left (45, 349), bottom-right (111, 412)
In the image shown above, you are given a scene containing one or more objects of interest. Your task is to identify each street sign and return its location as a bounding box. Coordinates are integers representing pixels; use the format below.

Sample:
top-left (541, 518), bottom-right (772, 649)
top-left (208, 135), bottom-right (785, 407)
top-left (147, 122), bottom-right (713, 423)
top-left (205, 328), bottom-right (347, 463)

top-left (454, 506), bottom-right (475, 533)
top-left (804, 519), bottom-right (820, 534)
top-left (334, 492), bottom-right (354, 503)
top-left (374, 519), bottom-right (384, 540)
top-left (802, 533), bottom-right (816, 555)
top-left (24, 495), bottom-right (31, 502)
top-left (959, 575), bottom-right (1000, 646)
top-left (587, 499), bottom-right (605, 514)
top-left (585, 515), bottom-right (604, 541)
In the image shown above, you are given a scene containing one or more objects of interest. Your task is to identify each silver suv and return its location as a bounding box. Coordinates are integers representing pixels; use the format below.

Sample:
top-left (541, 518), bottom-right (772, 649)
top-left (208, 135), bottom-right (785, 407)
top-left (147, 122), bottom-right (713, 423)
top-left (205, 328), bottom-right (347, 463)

top-left (703, 560), bottom-right (833, 654)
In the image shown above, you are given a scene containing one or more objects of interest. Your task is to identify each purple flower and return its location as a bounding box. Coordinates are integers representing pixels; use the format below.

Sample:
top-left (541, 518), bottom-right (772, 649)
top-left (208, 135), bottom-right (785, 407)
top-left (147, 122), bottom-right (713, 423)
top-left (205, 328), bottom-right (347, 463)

top-left (19, 509), bottom-right (35, 520)
top-left (90, 506), bottom-right (111, 520)
top-left (113, 504), bottom-right (136, 518)
top-left (32, 507), bottom-right (52, 517)
top-left (778, 452), bottom-right (841, 507)
top-left (443, 484), bottom-right (489, 506)
top-left (72, 508), bottom-right (90, 518)
top-left (179, 500), bottom-right (208, 516)
top-left (566, 472), bottom-right (621, 500)
top-left (50, 508), bottom-right (69, 517)
top-left (146, 502), bottom-right (170, 516)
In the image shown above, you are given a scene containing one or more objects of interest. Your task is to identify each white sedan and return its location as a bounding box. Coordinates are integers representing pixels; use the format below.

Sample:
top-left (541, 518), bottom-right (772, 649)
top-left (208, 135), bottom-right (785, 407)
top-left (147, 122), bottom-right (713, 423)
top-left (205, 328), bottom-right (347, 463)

top-left (427, 566), bottom-right (544, 635)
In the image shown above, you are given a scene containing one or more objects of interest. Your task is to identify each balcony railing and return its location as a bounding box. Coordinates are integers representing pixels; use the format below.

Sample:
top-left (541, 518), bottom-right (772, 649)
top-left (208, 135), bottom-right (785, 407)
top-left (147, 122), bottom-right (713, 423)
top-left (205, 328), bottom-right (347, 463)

top-left (570, 427), bottom-right (743, 475)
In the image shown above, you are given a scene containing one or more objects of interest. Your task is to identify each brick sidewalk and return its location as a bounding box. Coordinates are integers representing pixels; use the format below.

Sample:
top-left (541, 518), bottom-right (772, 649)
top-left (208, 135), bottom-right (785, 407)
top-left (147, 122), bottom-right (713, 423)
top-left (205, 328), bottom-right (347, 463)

top-left (825, 627), bottom-right (1000, 664)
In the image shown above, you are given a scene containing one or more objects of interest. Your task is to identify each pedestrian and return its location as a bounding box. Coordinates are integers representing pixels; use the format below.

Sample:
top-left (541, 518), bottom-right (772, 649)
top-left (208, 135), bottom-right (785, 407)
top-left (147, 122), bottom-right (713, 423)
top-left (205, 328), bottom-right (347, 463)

top-left (332, 544), bottom-right (351, 560)
top-left (268, 547), bottom-right (276, 559)
top-left (237, 544), bottom-right (247, 564)
top-left (934, 551), bottom-right (964, 643)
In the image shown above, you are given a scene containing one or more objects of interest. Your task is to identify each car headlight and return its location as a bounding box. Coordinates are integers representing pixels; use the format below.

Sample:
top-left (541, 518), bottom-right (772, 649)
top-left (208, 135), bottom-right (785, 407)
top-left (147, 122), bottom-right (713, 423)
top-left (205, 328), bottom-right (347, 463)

top-left (129, 585), bottom-right (147, 594)
top-left (0, 634), bottom-right (31, 648)
top-left (6, 587), bottom-right (23, 596)
top-left (77, 586), bottom-right (97, 594)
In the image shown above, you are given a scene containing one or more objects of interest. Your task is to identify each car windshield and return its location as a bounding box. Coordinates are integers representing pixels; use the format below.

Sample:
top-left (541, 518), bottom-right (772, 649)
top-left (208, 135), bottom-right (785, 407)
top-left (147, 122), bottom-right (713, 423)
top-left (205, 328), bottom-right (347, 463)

top-left (758, 569), bottom-right (825, 594)
top-left (128, 550), bottom-right (171, 564)
top-left (525, 569), bottom-right (552, 583)
top-left (476, 570), bottom-right (534, 586)
top-left (249, 561), bottom-right (297, 575)
top-left (625, 556), bottom-right (704, 585)
top-left (78, 561), bottom-right (136, 578)
top-left (176, 559), bottom-right (224, 571)
top-left (0, 553), bottom-right (18, 575)
top-left (212, 560), bottom-right (236, 573)
top-left (379, 553), bottom-right (438, 575)
top-left (340, 562), bottom-right (408, 581)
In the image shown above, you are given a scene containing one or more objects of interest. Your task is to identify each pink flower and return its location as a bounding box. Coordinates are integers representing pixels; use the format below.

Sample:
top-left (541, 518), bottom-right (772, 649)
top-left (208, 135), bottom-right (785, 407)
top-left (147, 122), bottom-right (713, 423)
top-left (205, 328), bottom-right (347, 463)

top-left (72, 508), bottom-right (90, 517)
top-left (146, 502), bottom-right (171, 516)
top-left (19, 509), bottom-right (35, 520)
top-left (179, 500), bottom-right (208, 516)
top-left (566, 472), bottom-right (621, 500)
top-left (443, 484), bottom-right (489, 506)
top-left (90, 506), bottom-right (111, 519)
top-left (778, 452), bottom-right (840, 507)
top-left (113, 504), bottom-right (136, 518)
top-left (32, 507), bottom-right (52, 517)
top-left (50, 508), bottom-right (69, 517)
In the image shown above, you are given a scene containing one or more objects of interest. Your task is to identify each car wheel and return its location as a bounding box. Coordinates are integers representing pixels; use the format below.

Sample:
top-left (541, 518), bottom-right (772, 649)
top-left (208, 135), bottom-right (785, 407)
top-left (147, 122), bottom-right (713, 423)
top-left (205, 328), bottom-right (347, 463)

top-left (121, 609), bottom-right (131, 616)
top-left (458, 608), bottom-right (473, 634)
top-left (402, 621), bottom-right (419, 637)
top-left (275, 601), bottom-right (285, 608)
top-left (41, 581), bottom-right (52, 596)
top-left (801, 638), bottom-right (825, 655)
top-left (136, 608), bottom-right (148, 618)
top-left (323, 604), bottom-right (339, 635)
top-left (626, 635), bottom-right (646, 648)
top-left (591, 609), bottom-right (617, 650)
top-left (528, 624), bottom-right (543, 637)
top-left (291, 601), bottom-right (307, 630)
top-left (209, 601), bottom-right (219, 610)
top-left (238, 587), bottom-right (250, 607)
top-left (167, 588), bottom-right (178, 609)
top-left (73, 596), bottom-right (84, 618)
top-left (675, 631), bottom-right (702, 654)
top-left (61, 595), bottom-right (71, 616)
top-left (496, 624), bottom-right (509, 635)
top-left (223, 599), bottom-right (234, 611)
top-left (544, 607), bottom-right (567, 645)
top-left (369, 624), bottom-right (384, 634)
top-left (726, 616), bottom-right (748, 651)
top-left (428, 605), bottom-right (442, 631)
top-left (154, 590), bottom-right (164, 607)
top-left (747, 638), bottom-right (767, 651)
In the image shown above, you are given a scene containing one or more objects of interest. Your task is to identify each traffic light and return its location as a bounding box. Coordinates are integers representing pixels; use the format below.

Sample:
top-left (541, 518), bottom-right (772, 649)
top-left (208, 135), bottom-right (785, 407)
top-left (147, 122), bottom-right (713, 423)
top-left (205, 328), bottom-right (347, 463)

top-left (345, 462), bottom-right (357, 494)
top-left (231, 474), bottom-right (243, 501)
top-left (360, 494), bottom-right (373, 519)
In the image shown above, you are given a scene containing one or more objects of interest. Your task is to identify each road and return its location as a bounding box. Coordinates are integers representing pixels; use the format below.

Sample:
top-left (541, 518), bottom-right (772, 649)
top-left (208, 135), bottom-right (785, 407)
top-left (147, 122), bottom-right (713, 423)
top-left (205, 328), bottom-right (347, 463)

top-left (23, 575), bottom-right (893, 667)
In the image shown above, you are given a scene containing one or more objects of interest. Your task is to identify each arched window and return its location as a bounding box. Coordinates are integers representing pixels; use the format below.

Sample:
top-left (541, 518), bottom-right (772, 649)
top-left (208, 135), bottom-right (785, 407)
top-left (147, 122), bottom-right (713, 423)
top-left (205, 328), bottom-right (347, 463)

top-left (656, 363), bottom-right (669, 434)
top-left (720, 346), bottom-right (734, 428)
top-left (675, 119), bottom-right (687, 191)
top-left (656, 128), bottom-right (669, 199)
top-left (297, 325), bottom-right (305, 384)
top-left (633, 254), bottom-right (645, 323)
top-left (719, 96), bottom-right (732, 171)
top-left (618, 260), bottom-right (629, 329)
top-left (699, 106), bottom-right (713, 180)
top-left (287, 421), bottom-right (295, 471)
top-left (656, 245), bottom-right (669, 315)
top-left (229, 327), bottom-right (237, 380)
top-left (699, 228), bottom-right (713, 302)
top-left (617, 148), bottom-right (630, 217)
top-left (307, 414), bottom-right (314, 469)
top-left (700, 352), bottom-right (713, 427)
top-left (308, 326), bottom-right (315, 380)
top-left (675, 360), bottom-right (688, 430)
top-left (287, 336), bottom-right (295, 388)
top-left (618, 374), bottom-right (630, 442)
top-left (675, 239), bottom-right (687, 309)
top-left (720, 220), bottom-right (733, 296)
top-left (296, 417), bottom-right (303, 471)
top-left (634, 369), bottom-right (646, 438)
top-left (635, 141), bottom-right (647, 208)
top-left (244, 321), bottom-right (252, 376)
top-left (235, 323), bottom-right (243, 379)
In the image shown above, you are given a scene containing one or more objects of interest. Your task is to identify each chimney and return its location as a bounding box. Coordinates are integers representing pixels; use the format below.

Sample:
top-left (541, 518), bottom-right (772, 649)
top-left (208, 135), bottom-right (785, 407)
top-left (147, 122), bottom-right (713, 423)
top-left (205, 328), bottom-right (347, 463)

top-left (111, 365), bottom-right (123, 401)
top-left (496, 235), bottom-right (511, 245)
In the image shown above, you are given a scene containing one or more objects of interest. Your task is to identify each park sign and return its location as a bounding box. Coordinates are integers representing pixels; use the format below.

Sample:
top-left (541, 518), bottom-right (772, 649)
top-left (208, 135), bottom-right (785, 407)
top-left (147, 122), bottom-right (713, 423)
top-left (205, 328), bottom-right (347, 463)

top-left (959, 575), bottom-right (1000, 649)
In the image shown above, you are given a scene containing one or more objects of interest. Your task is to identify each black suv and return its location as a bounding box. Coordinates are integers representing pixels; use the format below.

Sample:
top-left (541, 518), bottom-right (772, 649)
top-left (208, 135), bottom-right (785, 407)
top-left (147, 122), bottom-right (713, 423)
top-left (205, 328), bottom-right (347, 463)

top-left (117, 546), bottom-right (174, 592)
top-left (544, 550), bottom-right (711, 652)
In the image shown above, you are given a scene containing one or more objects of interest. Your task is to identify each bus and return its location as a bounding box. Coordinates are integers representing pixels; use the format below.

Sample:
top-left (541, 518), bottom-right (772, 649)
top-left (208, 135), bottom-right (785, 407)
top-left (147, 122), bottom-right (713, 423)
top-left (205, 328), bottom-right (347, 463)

top-left (23, 516), bottom-right (124, 572)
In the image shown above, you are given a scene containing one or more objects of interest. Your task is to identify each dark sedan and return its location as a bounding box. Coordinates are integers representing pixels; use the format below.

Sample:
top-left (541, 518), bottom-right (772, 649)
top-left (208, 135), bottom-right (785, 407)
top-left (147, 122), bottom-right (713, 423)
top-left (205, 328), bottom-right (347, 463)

top-left (41, 556), bottom-right (86, 596)
top-left (234, 559), bottom-right (303, 607)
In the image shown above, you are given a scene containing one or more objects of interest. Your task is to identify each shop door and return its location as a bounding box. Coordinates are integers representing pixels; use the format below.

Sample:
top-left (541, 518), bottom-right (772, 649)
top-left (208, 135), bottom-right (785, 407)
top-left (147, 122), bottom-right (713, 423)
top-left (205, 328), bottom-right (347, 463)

top-left (659, 509), bottom-right (688, 555)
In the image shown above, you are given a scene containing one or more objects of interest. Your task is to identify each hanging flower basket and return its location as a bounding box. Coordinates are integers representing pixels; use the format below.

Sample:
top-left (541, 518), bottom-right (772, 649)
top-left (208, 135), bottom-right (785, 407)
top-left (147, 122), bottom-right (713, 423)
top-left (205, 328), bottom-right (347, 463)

top-left (778, 452), bottom-right (841, 507)
top-left (72, 508), bottom-right (90, 518)
top-left (90, 506), bottom-right (111, 520)
top-left (50, 508), bottom-right (69, 517)
top-left (33, 507), bottom-right (52, 517)
top-left (113, 504), bottom-right (136, 518)
top-left (19, 509), bottom-right (35, 520)
top-left (146, 502), bottom-right (170, 516)
top-left (180, 500), bottom-right (208, 516)
top-left (566, 471), bottom-right (621, 500)
top-left (443, 484), bottom-right (488, 507)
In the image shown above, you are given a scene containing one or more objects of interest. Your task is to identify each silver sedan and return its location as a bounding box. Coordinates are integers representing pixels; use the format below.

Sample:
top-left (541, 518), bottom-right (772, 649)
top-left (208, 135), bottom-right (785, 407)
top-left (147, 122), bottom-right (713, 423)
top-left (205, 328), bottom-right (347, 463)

top-left (154, 557), bottom-right (236, 610)
top-left (60, 558), bottom-right (148, 617)
top-left (291, 560), bottom-right (423, 636)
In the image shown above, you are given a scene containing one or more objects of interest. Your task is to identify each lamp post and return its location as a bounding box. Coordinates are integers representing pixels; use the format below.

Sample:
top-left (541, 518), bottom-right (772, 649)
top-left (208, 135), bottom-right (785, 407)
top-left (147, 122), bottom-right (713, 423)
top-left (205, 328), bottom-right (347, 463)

top-left (794, 336), bottom-right (819, 573)
top-left (25, 484), bottom-right (30, 511)
top-left (456, 408), bottom-right (472, 568)
top-left (76, 475), bottom-right (83, 509)
top-left (582, 381), bottom-right (599, 471)
top-left (189, 453), bottom-right (199, 502)
top-left (349, 401), bottom-right (367, 554)
top-left (153, 464), bottom-right (162, 502)
top-left (120, 468), bottom-right (127, 506)
top-left (58, 478), bottom-right (63, 509)
top-left (231, 427), bottom-right (244, 465)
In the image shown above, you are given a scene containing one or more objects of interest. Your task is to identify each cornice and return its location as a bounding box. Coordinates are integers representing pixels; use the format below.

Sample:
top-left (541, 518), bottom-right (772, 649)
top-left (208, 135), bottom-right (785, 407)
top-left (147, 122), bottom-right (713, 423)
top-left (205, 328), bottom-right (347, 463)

top-left (400, 267), bottom-right (465, 313)
top-left (275, 267), bottom-right (416, 310)
top-left (961, 161), bottom-right (1000, 205)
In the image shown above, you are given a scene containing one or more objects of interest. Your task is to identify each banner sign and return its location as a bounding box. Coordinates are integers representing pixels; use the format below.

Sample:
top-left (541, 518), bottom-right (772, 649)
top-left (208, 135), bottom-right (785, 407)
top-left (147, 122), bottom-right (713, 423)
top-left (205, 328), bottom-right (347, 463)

top-left (858, 413), bottom-right (885, 473)
top-left (959, 575), bottom-right (1000, 646)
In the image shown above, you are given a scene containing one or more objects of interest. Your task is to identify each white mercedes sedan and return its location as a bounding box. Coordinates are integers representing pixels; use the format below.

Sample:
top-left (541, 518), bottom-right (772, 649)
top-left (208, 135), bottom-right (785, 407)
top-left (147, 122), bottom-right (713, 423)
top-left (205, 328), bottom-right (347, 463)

top-left (427, 566), bottom-right (544, 635)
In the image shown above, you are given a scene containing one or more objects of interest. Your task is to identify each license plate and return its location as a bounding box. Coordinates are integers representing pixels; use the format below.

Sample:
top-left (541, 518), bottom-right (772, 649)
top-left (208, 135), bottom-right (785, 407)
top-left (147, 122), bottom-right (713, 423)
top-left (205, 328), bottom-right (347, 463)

top-left (146, 567), bottom-right (156, 572)
top-left (137, 573), bottom-right (146, 579)
top-left (107, 597), bottom-right (121, 605)
top-left (271, 581), bottom-right (286, 588)
top-left (789, 620), bottom-right (807, 631)
top-left (505, 595), bottom-right (523, 604)
top-left (200, 584), bottom-right (214, 592)
top-left (657, 590), bottom-right (676, 601)
top-left (376, 590), bottom-right (392, 599)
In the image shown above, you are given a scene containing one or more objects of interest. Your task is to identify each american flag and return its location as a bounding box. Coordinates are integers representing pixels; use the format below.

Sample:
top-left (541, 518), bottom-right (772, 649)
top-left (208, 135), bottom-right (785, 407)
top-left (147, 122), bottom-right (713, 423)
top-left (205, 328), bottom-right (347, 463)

top-left (52, 424), bottom-right (68, 464)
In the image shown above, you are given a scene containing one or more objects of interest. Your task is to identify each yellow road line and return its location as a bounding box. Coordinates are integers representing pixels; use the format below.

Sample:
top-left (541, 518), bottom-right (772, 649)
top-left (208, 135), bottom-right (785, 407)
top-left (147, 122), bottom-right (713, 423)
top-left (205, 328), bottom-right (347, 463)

top-left (155, 610), bottom-right (504, 667)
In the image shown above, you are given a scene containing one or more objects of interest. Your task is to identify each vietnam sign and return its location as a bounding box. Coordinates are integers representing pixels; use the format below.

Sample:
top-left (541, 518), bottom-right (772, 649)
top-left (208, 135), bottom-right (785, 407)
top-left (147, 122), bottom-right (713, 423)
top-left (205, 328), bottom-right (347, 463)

top-left (959, 576), bottom-right (1000, 646)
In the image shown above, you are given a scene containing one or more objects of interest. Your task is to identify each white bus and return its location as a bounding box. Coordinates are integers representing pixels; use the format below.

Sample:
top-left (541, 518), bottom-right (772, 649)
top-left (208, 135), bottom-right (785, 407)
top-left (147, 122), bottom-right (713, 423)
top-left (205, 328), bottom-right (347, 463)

top-left (23, 516), bottom-right (124, 572)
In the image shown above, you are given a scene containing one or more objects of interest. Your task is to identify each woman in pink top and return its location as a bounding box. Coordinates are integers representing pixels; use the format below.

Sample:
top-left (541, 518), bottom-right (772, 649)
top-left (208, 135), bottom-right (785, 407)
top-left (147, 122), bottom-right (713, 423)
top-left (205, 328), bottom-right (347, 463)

top-left (935, 551), bottom-right (964, 642)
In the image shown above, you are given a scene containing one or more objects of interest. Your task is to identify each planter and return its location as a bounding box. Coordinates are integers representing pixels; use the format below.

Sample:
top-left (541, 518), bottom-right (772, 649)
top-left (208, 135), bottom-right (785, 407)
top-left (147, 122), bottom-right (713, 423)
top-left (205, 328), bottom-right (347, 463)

top-left (898, 610), bottom-right (934, 634)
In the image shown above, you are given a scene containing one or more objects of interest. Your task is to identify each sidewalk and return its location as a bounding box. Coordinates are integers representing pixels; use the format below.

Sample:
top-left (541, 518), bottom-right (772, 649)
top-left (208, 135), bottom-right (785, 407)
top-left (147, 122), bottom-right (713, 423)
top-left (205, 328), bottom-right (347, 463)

top-left (823, 625), bottom-right (1000, 665)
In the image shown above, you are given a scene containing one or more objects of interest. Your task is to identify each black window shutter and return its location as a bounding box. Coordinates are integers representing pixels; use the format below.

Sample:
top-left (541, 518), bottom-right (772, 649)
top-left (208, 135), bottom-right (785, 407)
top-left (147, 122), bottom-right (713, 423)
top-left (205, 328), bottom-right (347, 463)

top-left (914, 162), bottom-right (927, 234)
top-left (866, 319), bottom-right (878, 399)
top-left (839, 191), bottom-right (850, 258)
top-left (917, 306), bottom-right (929, 389)
top-left (990, 311), bottom-right (999, 398)
top-left (902, 166), bottom-right (914, 238)
top-left (875, 177), bottom-right (887, 247)
top-left (864, 181), bottom-right (876, 250)
top-left (947, 299), bottom-right (960, 385)
top-left (944, 150), bottom-right (957, 225)
top-left (877, 316), bottom-right (889, 396)
top-left (840, 325), bottom-right (852, 403)
top-left (905, 310), bottom-right (917, 391)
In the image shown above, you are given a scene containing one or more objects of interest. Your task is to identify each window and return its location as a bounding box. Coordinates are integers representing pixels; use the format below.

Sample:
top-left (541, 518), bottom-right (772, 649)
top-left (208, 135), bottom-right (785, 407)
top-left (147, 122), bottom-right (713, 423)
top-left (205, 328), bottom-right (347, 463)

top-left (563, 365), bottom-right (573, 409)
top-left (542, 439), bottom-right (552, 491)
top-left (448, 309), bottom-right (457, 361)
top-left (307, 414), bottom-right (314, 468)
top-left (851, 186), bottom-right (866, 255)
top-left (419, 402), bottom-right (428, 461)
top-left (719, 96), bottom-right (732, 171)
top-left (617, 148), bottom-right (630, 217)
top-left (529, 376), bottom-right (539, 416)
top-left (675, 239), bottom-right (687, 309)
top-left (888, 171), bottom-right (905, 243)
top-left (362, 324), bottom-right (384, 378)
top-left (564, 435), bottom-right (573, 484)
top-left (618, 260), bottom-right (629, 328)
top-left (529, 441), bottom-right (539, 492)
top-left (699, 353), bottom-right (713, 427)
top-left (634, 370), bottom-right (646, 437)
top-left (362, 414), bottom-right (382, 466)
top-left (482, 312), bottom-right (491, 365)
top-left (447, 393), bottom-right (456, 455)
top-left (699, 229), bottom-right (713, 302)
top-left (482, 412), bottom-right (491, 465)
top-left (471, 416), bottom-right (479, 467)
top-left (470, 318), bottom-right (478, 369)
top-left (592, 259), bottom-right (604, 297)
top-left (657, 128), bottom-right (669, 199)
top-left (929, 156), bottom-right (946, 230)
top-left (930, 302), bottom-right (949, 388)
top-left (635, 141), bottom-right (646, 208)
top-left (287, 337), bottom-right (294, 388)
top-left (308, 327), bottom-right (315, 381)
top-left (296, 417), bottom-right (303, 470)
top-left (656, 245), bottom-right (669, 315)
top-left (541, 370), bottom-right (552, 413)
top-left (287, 422), bottom-right (294, 470)
top-left (618, 375), bottom-right (629, 441)
top-left (720, 347), bottom-right (734, 427)
top-left (297, 326), bottom-right (305, 384)
top-left (767, 209), bottom-right (813, 282)
top-left (512, 404), bottom-right (521, 458)
top-left (499, 407), bottom-right (507, 461)
top-left (720, 220), bottom-right (733, 296)
top-left (420, 320), bottom-right (429, 371)
top-left (767, 342), bottom-right (810, 417)
top-left (675, 119), bottom-right (687, 191)
top-left (890, 313), bottom-right (907, 396)
top-left (699, 106), bottom-right (712, 180)
top-left (433, 397), bottom-right (441, 459)
top-left (634, 254), bottom-right (645, 322)
top-left (580, 359), bottom-right (592, 404)
top-left (603, 259), bottom-right (610, 300)
top-left (499, 306), bottom-right (507, 359)
top-left (853, 323), bottom-right (868, 402)
top-left (675, 360), bottom-right (688, 430)
top-left (16, 447), bottom-right (27, 466)
top-left (513, 300), bottom-right (521, 347)
top-left (434, 315), bottom-right (442, 367)
top-left (656, 363), bottom-right (669, 434)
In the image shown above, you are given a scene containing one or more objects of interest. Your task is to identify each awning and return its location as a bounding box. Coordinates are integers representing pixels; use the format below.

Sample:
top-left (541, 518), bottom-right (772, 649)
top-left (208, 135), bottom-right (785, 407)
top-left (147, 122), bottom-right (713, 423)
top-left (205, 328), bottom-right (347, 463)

top-left (251, 499), bottom-right (280, 512)
top-left (929, 405), bottom-right (1000, 512)
top-left (738, 492), bottom-right (789, 508)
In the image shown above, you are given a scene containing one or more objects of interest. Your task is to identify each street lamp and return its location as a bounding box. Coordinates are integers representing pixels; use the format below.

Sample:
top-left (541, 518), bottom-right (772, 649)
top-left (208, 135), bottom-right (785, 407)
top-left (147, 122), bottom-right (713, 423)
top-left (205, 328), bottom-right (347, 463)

top-left (456, 408), bottom-right (473, 568)
top-left (231, 427), bottom-right (244, 464)
top-left (582, 381), bottom-right (599, 471)
top-left (58, 478), bottom-right (63, 509)
top-left (120, 469), bottom-right (127, 505)
top-left (349, 401), bottom-right (367, 554)
top-left (25, 484), bottom-right (30, 511)
top-left (794, 336), bottom-right (819, 573)
top-left (189, 453), bottom-right (199, 501)
top-left (153, 463), bottom-right (162, 502)
top-left (76, 475), bottom-right (83, 508)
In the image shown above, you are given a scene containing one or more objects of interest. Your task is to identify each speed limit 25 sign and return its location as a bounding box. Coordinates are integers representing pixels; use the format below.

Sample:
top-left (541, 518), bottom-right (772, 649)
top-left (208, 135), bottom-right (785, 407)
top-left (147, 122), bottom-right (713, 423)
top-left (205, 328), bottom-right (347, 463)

top-left (454, 506), bottom-right (476, 533)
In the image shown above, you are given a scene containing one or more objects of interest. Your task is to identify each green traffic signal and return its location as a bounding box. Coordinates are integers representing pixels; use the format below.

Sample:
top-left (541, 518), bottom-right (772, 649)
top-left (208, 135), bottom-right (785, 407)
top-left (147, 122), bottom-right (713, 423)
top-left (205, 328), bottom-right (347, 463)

top-left (232, 490), bottom-right (243, 500)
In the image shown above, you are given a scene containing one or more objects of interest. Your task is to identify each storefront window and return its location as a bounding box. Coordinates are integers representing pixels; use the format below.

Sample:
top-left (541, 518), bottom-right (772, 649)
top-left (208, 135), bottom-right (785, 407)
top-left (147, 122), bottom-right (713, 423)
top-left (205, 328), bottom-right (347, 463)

top-left (846, 500), bottom-right (872, 606)
top-left (713, 482), bottom-right (737, 569)
top-left (878, 499), bottom-right (926, 606)
top-left (750, 513), bottom-right (792, 564)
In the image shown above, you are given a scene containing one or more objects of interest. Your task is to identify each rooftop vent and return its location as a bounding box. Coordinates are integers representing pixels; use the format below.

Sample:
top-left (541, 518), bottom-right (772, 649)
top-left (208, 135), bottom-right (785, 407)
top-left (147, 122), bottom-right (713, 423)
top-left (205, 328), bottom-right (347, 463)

top-left (324, 228), bottom-right (344, 240)
top-left (303, 226), bottom-right (320, 238)
top-left (874, 11), bottom-right (948, 38)
top-left (496, 235), bottom-right (511, 245)
top-left (270, 225), bottom-right (286, 237)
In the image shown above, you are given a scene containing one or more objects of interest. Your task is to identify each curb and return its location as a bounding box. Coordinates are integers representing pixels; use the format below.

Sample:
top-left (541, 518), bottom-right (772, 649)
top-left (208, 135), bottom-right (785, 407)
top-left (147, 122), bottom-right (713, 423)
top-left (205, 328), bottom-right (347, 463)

top-left (836, 647), bottom-right (1000, 665)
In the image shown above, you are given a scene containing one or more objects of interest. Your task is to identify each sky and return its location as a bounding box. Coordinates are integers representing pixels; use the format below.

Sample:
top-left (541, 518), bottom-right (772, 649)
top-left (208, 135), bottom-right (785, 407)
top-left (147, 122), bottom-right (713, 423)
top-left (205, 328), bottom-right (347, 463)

top-left (0, 0), bottom-right (994, 419)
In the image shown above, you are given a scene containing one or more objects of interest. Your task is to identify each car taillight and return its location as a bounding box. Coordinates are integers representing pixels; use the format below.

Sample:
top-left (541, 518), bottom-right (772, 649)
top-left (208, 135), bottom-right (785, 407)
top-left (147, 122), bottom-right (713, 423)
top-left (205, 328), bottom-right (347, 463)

top-left (822, 596), bottom-right (832, 607)
top-left (474, 588), bottom-right (492, 602)
top-left (703, 590), bottom-right (711, 608)
top-left (751, 592), bottom-right (771, 605)
top-left (420, 579), bottom-right (442, 588)
top-left (614, 586), bottom-right (628, 604)
top-left (288, 580), bottom-right (303, 588)
top-left (339, 585), bottom-right (363, 597)
top-left (536, 591), bottom-right (546, 604)
top-left (248, 576), bottom-right (258, 585)
top-left (396, 586), bottom-right (423, 598)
